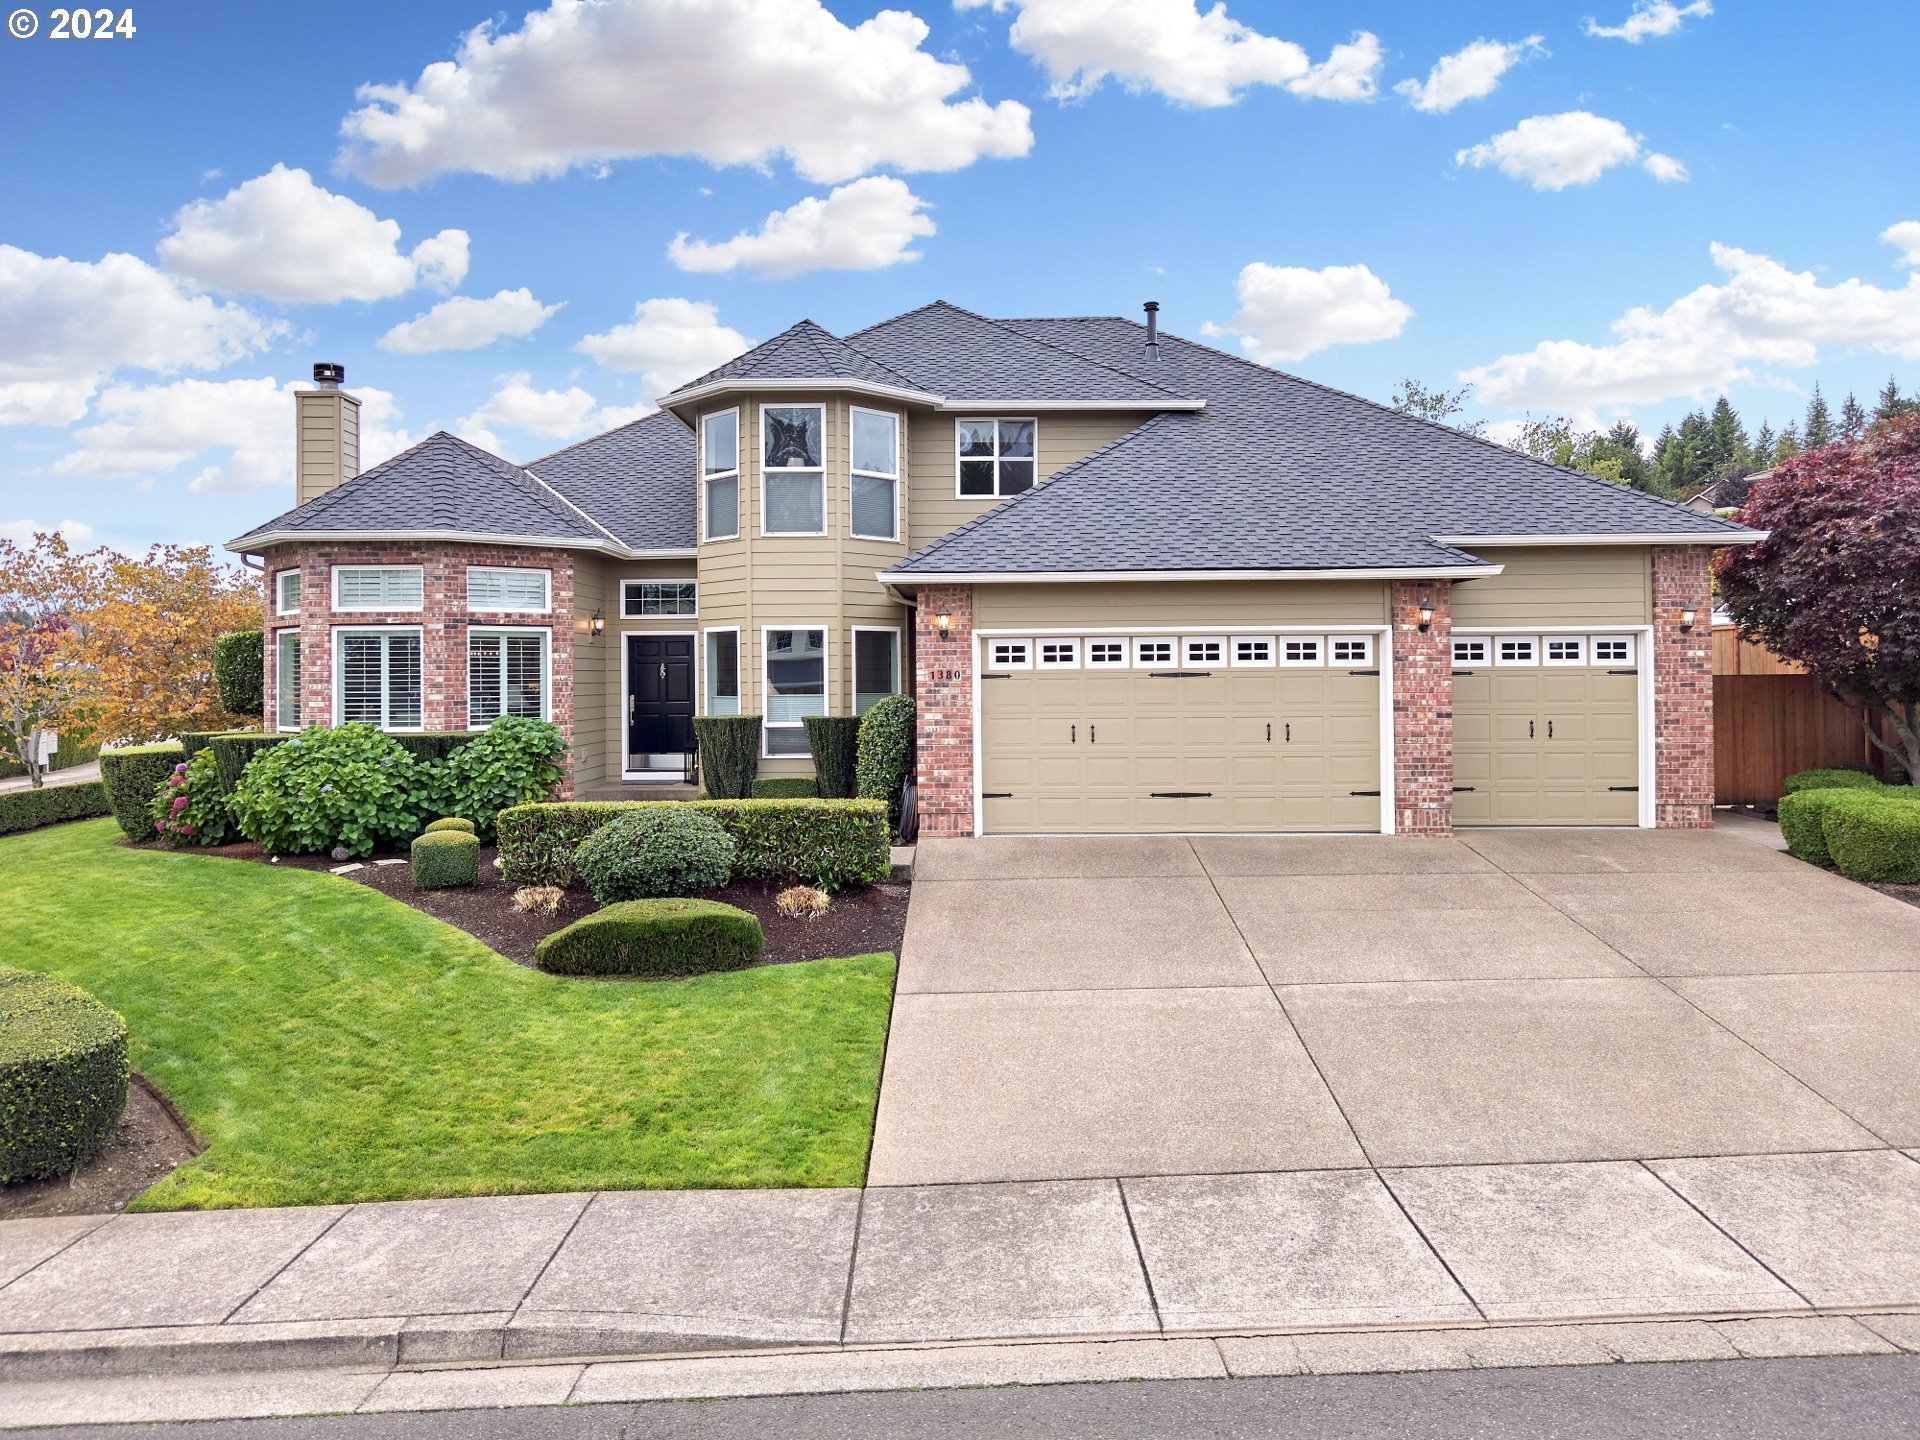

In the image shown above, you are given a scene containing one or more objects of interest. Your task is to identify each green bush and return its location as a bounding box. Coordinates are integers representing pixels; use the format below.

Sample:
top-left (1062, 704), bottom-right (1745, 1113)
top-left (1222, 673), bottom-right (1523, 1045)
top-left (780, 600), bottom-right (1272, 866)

top-left (208, 732), bottom-right (292, 793)
top-left (856, 694), bottom-right (915, 832)
top-left (411, 830), bottom-right (480, 889)
top-left (1778, 787), bottom-right (1884, 866)
top-left (1782, 767), bottom-right (1883, 796)
top-left (804, 716), bottom-right (862, 799)
top-left (0, 781), bottom-right (111, 837)
top-left (146, 748), bottom-right (233, 847)
top-left (1825, 793), bottom-right (1920, 884)
top-left (499, 798), bottom-right (890, 891)
top-left (213, 630), bottom-right (265, 718)
top-left (443, 716), bottom-right (567, 836)
top-left (229, 724), bottom-right (429, 857)
top-left (750, 777), bottom-right (818, 799)
top-left (424, 816), bottom-right (477, 835)
top-left (534, 898), bottom-right (764, 978)
top-left (177, 730), bottom-right (241, 760)
top-left (0, 967), bottom-right (129, 1183)
top-left (391, 732), bottom-right (486, 765)
top-left (99, 743), bottom-right (185, 841)
top-left (572, 807), bottom-right (737, 903)
top-left (694, 716), bottom-right (761, 799)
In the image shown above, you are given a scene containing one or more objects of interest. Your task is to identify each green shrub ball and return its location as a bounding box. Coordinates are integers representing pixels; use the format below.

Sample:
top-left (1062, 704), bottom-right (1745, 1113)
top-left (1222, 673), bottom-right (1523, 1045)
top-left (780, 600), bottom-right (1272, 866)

top-left (411, 831), bottom-right (480, 889)
top-left (535, 898), bottom-right (764, 978)
top-left (572, 807), bottom-right (736, 904)
top-left (0, 968), bottom-right (129, 1183)
top-left (424, 816), bottom-right (477, 835)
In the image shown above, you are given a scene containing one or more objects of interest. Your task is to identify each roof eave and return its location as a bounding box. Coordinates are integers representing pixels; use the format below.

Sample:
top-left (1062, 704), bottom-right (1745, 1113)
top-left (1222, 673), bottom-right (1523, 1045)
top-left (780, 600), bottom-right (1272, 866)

top-left (225, 528), bottom-right (694, 560)
top-left (662, 377), bottom-right (945, 410)
top-left (1435, 530), bottom-right (1768, 547)
top-left (876, 564), bottom-right (1507, 586)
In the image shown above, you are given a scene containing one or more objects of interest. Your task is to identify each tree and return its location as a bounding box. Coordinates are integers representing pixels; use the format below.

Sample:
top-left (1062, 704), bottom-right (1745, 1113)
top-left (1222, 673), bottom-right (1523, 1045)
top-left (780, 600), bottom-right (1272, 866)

top-left (0, 540), bottom-right (92, 789)
top-left (1752, 421), bottom-right (1776, 469)
top-left (1503, 416), bottom-right (1644, 487)
top-left (1601, 419), bottom-right (1655, 491)
top-left (1840, 392), bottom-right (1869, 439)
top-left (1389, 378), bottom-right (1488, 437)
top-left (1774, 422), bottom-right (1803, 463)
top-left (1876, 377), bottom-right (1915, 422)
top-left (1804, 384), bottom-right (1834, 449)
top-left (1717, 413), bottom-right (1920, 785)
top-left (1706, 395), bottom-right (1751, 479)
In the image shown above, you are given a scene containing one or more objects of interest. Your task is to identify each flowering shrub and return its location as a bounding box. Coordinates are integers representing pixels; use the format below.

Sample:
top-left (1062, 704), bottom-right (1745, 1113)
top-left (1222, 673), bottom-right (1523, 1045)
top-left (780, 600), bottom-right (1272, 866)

top-left (444, 716), bottom-right (568, 836)
top-left (145, 749), bottom-right (232, 847)
top-left (229, 723), bottom-right (430, 857)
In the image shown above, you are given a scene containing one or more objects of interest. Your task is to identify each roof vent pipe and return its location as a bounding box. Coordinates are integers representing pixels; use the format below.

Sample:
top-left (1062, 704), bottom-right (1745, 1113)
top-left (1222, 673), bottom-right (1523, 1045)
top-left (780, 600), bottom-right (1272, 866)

top-left (1143, 301), bottom-right (1160, 358)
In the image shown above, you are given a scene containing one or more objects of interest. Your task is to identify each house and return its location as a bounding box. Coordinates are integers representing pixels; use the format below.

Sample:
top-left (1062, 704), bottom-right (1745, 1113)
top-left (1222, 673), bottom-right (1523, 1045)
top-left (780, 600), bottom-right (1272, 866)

top-left (227, 301), bottom-right (1761, 838)
top-left (1683, 469), bottom-right (1768, 515)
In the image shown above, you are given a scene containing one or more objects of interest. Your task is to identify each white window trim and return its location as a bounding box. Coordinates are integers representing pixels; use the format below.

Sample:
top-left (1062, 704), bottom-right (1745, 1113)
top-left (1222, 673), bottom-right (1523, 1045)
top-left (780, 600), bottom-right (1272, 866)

top-left (273, 628), bottom-right (302, 732)
top-left (1542, 636), bottom-right (1587, 668)
top-left (1329, 635), bottom-right (1375, 667)
top-left (986, 637), bottom-right (1033, 670)
top-left (1085, 639), bottom-right (1129, 669)
top-left (1452, 636), bottom-right (1491, 665)
top-left (850, 624), bottom-right (903, 712)
top-left (953, 416), bottom-right (1040, 500)
top-left (620, 578), bottom-right (699, 620)
top-left (466, 626), bottom-right (552, 727)
top-left (1279, 636), bottom-right (1326, 668)
top-left (274, 569), bottom-right (301, 616)
top-left (1036, 637), bottom-right (1081, 670)
top-left (760, 402), bottom-right (828, 538)
top-left (331, 564), bottom-right (424, 613)
top-left (760, 623), bottom-right (830, 759)
top-left (1230, 635), bottom-right (1276, 669)
top-left (1132, 636), bottom-right (1177, 669)
top-left (849, 406), bottom-right (902, 543)
top-left (700, 407), bottom-right (741, 544)
top-left (330, 625), bottom-right (425, 731)
top-left (1183, 635), bottom-right (1227, 667)
top-left (1592, 634), bottom-right (1637, 666)
top-left (1495, 636), bottom-right (1541, 667)
top-left (465, 565), bottom-right (551, 615)
top-left (700, 626), bottom-right (740, 718)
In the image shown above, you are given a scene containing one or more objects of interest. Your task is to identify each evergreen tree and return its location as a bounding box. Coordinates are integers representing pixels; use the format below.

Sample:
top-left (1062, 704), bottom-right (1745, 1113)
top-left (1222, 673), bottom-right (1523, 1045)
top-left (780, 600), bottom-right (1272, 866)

top-left (1706, 395), bottom-right (1750, 477)
top-left (1752, 421), bottom-right (1776, 468)
top-left (1603, 419), bottom-right (1655, 491)
top-left (1877, 377), bottom-right (1916, 421)
top-left (1804, 384), bottom-right (1834, 448)
top-left (1840, 392), bottom-right (1869, 438)
top-left (1775, 422), bottom-right (1802, 463)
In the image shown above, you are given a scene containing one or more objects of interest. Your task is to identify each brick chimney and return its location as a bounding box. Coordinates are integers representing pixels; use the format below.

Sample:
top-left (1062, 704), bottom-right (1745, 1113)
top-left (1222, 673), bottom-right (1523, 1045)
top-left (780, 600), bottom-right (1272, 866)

top-left (295, 362), bottom-right (360, 505)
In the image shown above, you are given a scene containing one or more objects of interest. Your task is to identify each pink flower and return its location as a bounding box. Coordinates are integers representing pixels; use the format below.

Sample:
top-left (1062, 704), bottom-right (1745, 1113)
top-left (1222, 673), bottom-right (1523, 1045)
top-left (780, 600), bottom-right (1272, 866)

top-left (154, 821), bottom-right (165, 832)
top-left (170, 795), bottom-right (189, 814)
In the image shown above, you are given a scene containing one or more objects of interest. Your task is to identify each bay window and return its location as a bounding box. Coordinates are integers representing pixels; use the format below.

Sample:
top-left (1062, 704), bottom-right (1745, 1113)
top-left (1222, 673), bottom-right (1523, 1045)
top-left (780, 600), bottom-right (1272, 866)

top-left (705, 629), bottom-right (740, 716)
top-left (468, 629), bottom-right (549, 726)
top-left (335, 628), bottom-right (422, 729)
top-left (275, 630), bottom-right (302, 731)
top-left (274, 569), bottom-right (301, 615)
top-left (762, 403), bottom-right (825, 534)
top-left (763, 627), bottom-right (825, 756)
top-left (850, 408), bottom-right (900, 541)
top-left (702, 409), bottom-right (740, 541)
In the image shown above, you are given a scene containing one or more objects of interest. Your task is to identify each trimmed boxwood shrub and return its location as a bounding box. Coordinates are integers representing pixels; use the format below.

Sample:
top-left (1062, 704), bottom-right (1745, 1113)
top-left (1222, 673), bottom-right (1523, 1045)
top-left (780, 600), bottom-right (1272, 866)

top-left (804, 715), bottom-right (862, 799)
top-left (99, 742), bottom-right (185, 840)
top-left (0, 780), bottom-right (111, 837)
top-left (412, 830), bottom-right (480, 889)
top-left (1782, 767), bottom-right (1883, 796)
top-left (1825, 793), bottom-right (1920, 884)
top-left (750, 776), bottom-right (818, 799)
top-left (209, 732), bottom-right (292, 793)
top-left (499, 798), bottom-right (890, 891)
top-left (230, 724), bottom-right (429, 857)
top-left (0, 967), bottom-right (129, 1183)
top-left (856, 694), bottom-right (915, 831)
top-left (573, 807), bottom-right (737, 903)
top-left (424, 816), bottom-right (477, 835)
top-left (535, 898), bottom-right (764, 978)
top-left (213, 630), bottom-right (265, 718)
top-left (1778, 787), bottom-right (1884, 866)
top-left (694, 716), bottom-right (761, 799)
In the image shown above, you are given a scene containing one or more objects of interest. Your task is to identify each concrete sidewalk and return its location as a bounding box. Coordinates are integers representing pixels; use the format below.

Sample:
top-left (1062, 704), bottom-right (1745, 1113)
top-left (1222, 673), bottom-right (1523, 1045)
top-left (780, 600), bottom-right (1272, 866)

top-left (0, 762), bottom-right (99, 795)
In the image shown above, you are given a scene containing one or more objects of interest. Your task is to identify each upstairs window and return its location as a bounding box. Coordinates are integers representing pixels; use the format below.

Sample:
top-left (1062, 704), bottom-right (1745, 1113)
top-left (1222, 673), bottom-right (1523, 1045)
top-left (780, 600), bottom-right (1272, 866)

top-left (850, 408), bottom-right (901, 541)
top-left (956, 418), bottom-right (1036, 498)
top-left (333, 565), bottom-right (423, 612)
top-left (622, 580), bottom-right (696, 618)
top-left (466, 566), bottom-right (549, 613)
top-left (702, 409), bottom-right (740, 542)
top-left (762, 404), bottom-right (825, 535)
top-left (274, 569), bottom-right (301, 615)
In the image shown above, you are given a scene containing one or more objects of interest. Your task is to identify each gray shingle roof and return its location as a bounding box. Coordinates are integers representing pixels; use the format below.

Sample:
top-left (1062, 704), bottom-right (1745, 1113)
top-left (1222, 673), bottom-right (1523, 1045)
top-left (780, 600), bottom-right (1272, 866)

top-left (664, 319), bottom-right (925, 399)
top-left (228, 431), bottom-right (609, 551)
top-left (528, 411), bottom-right (696, 552)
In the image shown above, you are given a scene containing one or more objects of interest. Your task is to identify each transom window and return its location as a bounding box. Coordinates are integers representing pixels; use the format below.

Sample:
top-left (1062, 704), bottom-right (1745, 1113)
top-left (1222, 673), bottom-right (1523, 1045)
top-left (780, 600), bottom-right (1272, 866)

top-left (989, 639), bottom-right (1032, 669)
top-left (764, 627), bottom-right (826, 756)
top-left (468, 630), bottom-right (548, 726)
top-left (956, 418), bottom-right (1037, 498)
top-left (1330, 636), bottom-right (1374, 665)
top-left (274, 569), bottom-right (301, 615)
top-left (1086, 640), bottom-right (1128, 667)
top-left (336, 629), bottom-right (422, 729)
top-left (702, 408), bottom-right (740, 542)
top-left (333, 565), bottom-right (423, 612)
top-left (275, 630), bottom-right (301, 731)
top-left (1453, 636), bottom-right (1490, 665)
top-left (1038, 639), bottom-right (1080, 669)
top-left (705, 630), bottom-right (740, 716)
top-left (1281, 637), bottom-right (1323, 666)
top-left (1593, 635), bottom-right (1635, 664)
top-left (853, 629), bottom-right (901, 715)
top-left (1184, 637), bottom-right (1225, 666)
top-left (622, 580), bottom-right (696, 618)
top-left (850, 408), bottom-right (901, 541)
top-left (1497, 637), bottom-right (1540, 666)
top-left (1134, 638), bottom-right (1175, 667)
top-left (1544, 636), bottom-right (1586, 666)
top-left (762, 404), bottom-right (826, 535)
top-left (1233, 637), bottom-right (1274, 667)
top-left (466, 566), bottom-right (549, 613)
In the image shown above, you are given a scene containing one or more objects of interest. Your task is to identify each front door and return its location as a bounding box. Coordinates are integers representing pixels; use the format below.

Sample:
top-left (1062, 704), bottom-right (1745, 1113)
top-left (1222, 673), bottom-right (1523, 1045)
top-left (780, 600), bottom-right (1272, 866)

top-left (628, 634), bottom-right (695, 765)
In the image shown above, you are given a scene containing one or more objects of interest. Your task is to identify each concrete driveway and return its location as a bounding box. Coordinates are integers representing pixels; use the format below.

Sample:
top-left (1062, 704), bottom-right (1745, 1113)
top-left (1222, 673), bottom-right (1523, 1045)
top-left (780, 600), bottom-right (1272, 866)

top-left (868, 827), bottom-right (1920, 1186)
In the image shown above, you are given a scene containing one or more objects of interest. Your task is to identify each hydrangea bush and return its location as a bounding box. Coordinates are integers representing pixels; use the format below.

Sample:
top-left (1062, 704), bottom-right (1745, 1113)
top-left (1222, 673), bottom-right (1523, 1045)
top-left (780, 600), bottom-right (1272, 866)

top-left (228, 723), bottom-right (430, 857)
top-left (146, 749), bottom-right (233, 847)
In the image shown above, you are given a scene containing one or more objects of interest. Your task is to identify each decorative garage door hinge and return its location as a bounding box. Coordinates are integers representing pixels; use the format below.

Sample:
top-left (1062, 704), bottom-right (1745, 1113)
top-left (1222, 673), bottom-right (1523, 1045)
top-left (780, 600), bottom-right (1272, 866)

top-left (1149, 791), bottom-right (1212, 798)
top-left (981, 673), bottom-right (1012, 680)
top-left (1452, 786), bottom-right (1476, 793)
top-left (981, 791), bottom-right (1013, 798)
top-left (1148, 671), bottom-right (1212, 678)
top-left (1347, 668), bottom-right (1381, 676)
top-left (1607, 785), bottom-right (1640, 792)
top-left (1606, 668), bottom-right (1639, 675)
top-left (1349, 789), bottom-right (1383, 797)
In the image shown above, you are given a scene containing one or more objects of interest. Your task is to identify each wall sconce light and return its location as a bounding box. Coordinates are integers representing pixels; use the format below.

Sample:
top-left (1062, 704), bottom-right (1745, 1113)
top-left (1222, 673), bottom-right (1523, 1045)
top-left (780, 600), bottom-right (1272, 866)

top-left (1679, 608), bottom-right (1696, 632)
top-left (935, 612), bottom-right (953, 638)
top-left (589, 610), bottom-right (605, 639)
top-left (1417, 605), bottom-right (1434, 633)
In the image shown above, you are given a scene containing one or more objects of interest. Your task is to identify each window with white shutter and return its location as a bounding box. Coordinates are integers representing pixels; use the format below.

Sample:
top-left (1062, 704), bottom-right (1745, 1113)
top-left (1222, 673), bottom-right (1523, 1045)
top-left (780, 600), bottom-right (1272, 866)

top-left (274, 570), bottom-right (301, 615)
top-left (468, 630), bottom-right (548, 725)
top-left (275, 631), bottom-right (302, 731)
top-left (333, 566), bottom-right (424, 612)
top-left (466, 567), bottom-right (549, 612)
top-left (336, 630), bottom-right (423, 728)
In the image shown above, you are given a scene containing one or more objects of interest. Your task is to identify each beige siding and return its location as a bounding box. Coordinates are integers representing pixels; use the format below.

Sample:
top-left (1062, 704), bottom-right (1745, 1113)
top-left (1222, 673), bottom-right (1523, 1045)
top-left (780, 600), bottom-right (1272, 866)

top-left (908, 411), bottom-right (1157, 549)
top-left (295, 391), bottom-right (360, 505)
top-left (974, 579), bottom-right (1389, 629)
top-left (1451, 546), bottom-right (1652, 627)
top-left (569, 559), bottom-right (612, 788)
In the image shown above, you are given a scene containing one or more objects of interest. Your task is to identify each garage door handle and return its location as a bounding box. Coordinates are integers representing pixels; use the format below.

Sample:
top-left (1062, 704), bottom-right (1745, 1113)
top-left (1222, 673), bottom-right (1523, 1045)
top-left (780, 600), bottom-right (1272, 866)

top-left (1529, 720), bottom-right (1535, 738)
top-left (1548, 719), bottom-right (1554, 739)
top-left (1070, 724), bottom-right (1075, 744)
top-left (1285, 722), bottom-right (1291, 743)
top-left (1266, 722), bottom-right (1271, 742)
top-left (1089, 725), bottom-right (1096, 744)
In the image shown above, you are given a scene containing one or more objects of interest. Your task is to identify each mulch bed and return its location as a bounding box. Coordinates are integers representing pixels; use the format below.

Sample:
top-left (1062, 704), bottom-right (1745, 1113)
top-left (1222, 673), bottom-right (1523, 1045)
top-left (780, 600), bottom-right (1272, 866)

top-left (192, 838), bottom-right (910, 968)
top-left (1870, 882), bottom-right (1920, 912)
top-left (0, 1075), bottom-right (200, 1220)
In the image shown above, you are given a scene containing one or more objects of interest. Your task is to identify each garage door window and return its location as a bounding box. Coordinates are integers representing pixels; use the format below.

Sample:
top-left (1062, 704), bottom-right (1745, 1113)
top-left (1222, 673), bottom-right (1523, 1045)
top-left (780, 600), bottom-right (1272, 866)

top-left (1544, 636), bottom-right (1586, 666)
top-left (1232, 637), bottom-right (1274, 667)
top-left (1184, 637), bottom-right (1225, 665)
top-left (1454, 636), bottom-right (1490, 664)
top-left (1281, 637), bottom-right (1323, 666)
top-left (1038, 639), bottom-right (1079, 669)
top-left (1134, 638), bottom-right (1175, 667)
top-left (1330, 636), bottom-right (1374, 665)
top-left (988, 639), bottom-right (1032, 669)
top-left (1593, 635), bottom-right (1635, 664)
top-left (1497, 637), bottom-right (1539, 666)
top-left (1086, 640), bottom-right (1128, 667)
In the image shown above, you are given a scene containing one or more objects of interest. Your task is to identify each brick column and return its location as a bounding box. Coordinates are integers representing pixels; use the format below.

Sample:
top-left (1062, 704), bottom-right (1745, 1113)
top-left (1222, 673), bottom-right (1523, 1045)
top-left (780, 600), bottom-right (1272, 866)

top-left (1652, 545), bottom-right (1714, 828)
top-left (1391, 579), bottom-right (1453, 837)
top-left (914, 584), bottom-right (975, 839)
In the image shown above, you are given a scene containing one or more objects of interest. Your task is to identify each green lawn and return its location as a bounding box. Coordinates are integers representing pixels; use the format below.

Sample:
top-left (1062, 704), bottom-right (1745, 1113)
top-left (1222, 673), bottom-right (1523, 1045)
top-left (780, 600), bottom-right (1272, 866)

top-left (1, 819), bottom-right (895, 1210)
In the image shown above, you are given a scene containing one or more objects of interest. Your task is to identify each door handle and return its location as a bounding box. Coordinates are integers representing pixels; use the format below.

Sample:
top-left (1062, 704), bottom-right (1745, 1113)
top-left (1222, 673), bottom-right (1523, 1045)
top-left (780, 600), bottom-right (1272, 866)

top-left (1266, 722), bottom-right (1271, 743)
top-left (659, 662), bottom-right (667, 681)
top-left (628, 695), bottom-right (634, 720)
top-left (1529, 719), bottom-right (1535, 739)
top-left (1548, 719), bottom-right (1555, 739)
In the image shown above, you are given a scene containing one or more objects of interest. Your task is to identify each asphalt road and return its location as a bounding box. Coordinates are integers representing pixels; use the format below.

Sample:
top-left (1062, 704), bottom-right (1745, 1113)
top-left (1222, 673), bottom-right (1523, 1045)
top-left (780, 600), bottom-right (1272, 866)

top-left (16, 1356), bottom-right (1920, 1440)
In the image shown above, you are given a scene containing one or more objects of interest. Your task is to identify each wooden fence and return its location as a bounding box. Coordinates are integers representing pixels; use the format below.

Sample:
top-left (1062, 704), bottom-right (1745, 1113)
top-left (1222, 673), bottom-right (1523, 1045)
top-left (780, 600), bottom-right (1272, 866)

top-left (1712, 624), bottom-right (1883, 805)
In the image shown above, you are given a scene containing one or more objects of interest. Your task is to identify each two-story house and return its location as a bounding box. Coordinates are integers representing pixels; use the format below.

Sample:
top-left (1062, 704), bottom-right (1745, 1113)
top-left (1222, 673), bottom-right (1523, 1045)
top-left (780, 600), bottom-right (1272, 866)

top-left (228, 301), bottom-right (1759, 838)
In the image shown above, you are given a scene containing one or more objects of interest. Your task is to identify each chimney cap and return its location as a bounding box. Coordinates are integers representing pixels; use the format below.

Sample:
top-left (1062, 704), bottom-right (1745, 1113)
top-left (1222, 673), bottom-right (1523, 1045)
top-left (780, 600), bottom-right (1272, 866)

top-left (312, 362), bottom-right (346, 387)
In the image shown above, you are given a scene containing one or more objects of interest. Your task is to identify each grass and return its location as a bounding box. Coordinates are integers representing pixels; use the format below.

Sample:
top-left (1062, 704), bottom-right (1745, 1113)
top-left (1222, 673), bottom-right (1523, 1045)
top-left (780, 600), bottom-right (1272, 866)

top-left (0, 819), bottom-right (896, 1210)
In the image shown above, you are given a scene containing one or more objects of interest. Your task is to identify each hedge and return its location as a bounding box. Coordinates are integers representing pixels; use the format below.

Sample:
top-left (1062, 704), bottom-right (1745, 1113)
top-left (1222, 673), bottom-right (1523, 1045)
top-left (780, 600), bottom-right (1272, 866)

top-left (694, 716), bottom-right (761, 799)
top-left (499, 798), bottom-right (890, 890)
top-left (750, 777), bottom-right (818, 799)
top-left (804, 716), bottom-right (862, 799)
top-left (0, 738), bottom-right (99, 781)
top-left (1782, 767), bottom-right (1883, 796)
top-left (411, 830), bottom-right (480, 889)
top-left (424, 816), bottom-right (477, 834)
top-left (1823, 795), bottom-right (1920, 885)
top-left (0, 781), bottom-right (112, 837)
top-left (535, 898), bottom-right (764, 978)
top-left (208, 732), bottom-right (292, 793)
top-left (99, 743), bottom-right (185, 841)
top-left (213, 630), bottom-right (264, 718)
top-left (1778, 787), bottom-right (1884, 866)
top-left (856, 694), bottom-right (915, 832)
top-left (0, 967), bottom-right (129, 1183)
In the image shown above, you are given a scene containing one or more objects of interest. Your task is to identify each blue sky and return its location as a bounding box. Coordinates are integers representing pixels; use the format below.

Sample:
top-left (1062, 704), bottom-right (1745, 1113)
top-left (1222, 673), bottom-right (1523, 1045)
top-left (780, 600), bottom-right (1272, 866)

top-left (2, 0), bottom-right (1915, 553)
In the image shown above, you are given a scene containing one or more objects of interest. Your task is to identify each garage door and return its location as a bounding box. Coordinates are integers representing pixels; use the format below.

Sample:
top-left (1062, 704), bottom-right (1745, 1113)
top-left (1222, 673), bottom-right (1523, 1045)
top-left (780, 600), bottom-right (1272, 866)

top-left (1452, 632), bottom-right (1640, 826)
top-left (979, 633), bottom-right (1382, 834)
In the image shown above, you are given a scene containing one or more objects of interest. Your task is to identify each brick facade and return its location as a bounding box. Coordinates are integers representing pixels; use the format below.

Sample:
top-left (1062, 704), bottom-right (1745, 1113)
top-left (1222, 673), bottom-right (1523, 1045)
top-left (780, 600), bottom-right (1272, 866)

top-left (913, 584), bottom-right (975, 838)
top-left (261, 541), bottom-right (580, 796)
top-left (1391, 578), bottom-right (1454, 837)
top-left (1651, 545), bottom-right (1715, 828)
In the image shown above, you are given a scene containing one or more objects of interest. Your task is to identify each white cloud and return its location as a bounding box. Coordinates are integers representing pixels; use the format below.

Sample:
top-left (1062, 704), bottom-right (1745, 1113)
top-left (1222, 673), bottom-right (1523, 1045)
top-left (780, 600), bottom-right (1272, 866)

top-left (668, 178), bottom-right (935, 278)
top-left (1585, 0), bottom-right (1712, 43)
top-left (0, 518), bottom-right (93, 545)
top-left (574, 298), bottom-right (751, 401)
top-left (1202, 261), bottom-right (1412, 363)
top-left (47, 377), bottom-right (411, 495)
top-left (0, 246), bottom-right (279, 427)
top-left (957, 0), bottom-right (1380, 107)
top-left (337, 0), bottom-right (1031, 187)
top-left (1395, 35), bottom-right (1543, 114)
top-left (1461, 237), bottom-right (1920, 412)
top-left (158, 165), bottom-right (469, 304)
top-left (378, 288), bottom-right (562, 354)
top-left (1456, 111), bottom-right (1682, 190)
top-left (456, 374), bottom-right (657, 454)
top-left (1884, 220), bottom-right (1920, 267)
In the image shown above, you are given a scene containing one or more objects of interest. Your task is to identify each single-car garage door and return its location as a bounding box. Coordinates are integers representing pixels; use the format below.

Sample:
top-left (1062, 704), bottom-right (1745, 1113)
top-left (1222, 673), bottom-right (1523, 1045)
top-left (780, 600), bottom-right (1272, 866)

top-left (1452, 631), bottom-right (1640, 826)
top-left (979, 632), bottom-right (1382, 834)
